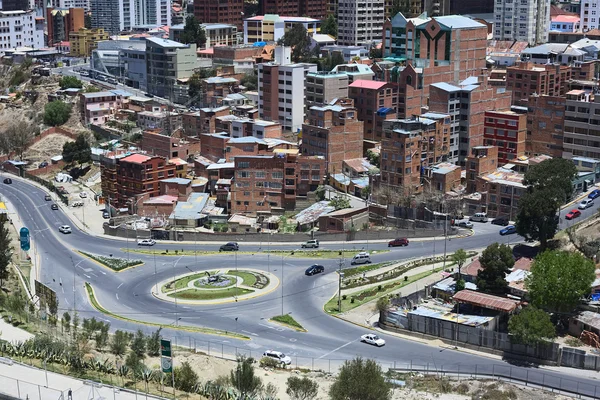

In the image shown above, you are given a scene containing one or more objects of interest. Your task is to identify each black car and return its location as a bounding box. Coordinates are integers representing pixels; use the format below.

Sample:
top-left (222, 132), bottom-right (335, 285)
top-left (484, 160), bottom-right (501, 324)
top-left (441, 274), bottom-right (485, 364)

top-left (219, 242), bottom-right (239, 251)
top-left (491, 216), bottom-right (510, 226)
top-left (44, 195), bottom-right (51, 201)
top-left (305, 265), bottom-right (324, 276)
top-left (51, 204), bottom-right (58, 210)
top-left (3, 178), bottom-right (12, 184)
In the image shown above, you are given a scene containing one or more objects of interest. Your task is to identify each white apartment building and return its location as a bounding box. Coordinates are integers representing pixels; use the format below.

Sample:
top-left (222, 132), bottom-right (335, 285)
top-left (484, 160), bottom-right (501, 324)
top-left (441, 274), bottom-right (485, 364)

top-left (493, 0), bottom-right (551, 45)
top-left (91, 0), bottom-right (171, 35)
top-left (50, 0), bottom-right (90, 11)
top-left (337, 0), bottom-right (384, 46)
top-left (580, 1), bottom-right (600, 31)
top-left (0, 10), bottom-right (44, 55)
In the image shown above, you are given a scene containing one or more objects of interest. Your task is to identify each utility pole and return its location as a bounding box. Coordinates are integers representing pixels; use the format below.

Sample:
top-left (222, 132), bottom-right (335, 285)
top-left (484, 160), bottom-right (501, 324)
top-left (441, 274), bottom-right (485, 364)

top-left (443, 199), bottom-right (448, 270)
top-left (337, 237), bottom-right (345, 312)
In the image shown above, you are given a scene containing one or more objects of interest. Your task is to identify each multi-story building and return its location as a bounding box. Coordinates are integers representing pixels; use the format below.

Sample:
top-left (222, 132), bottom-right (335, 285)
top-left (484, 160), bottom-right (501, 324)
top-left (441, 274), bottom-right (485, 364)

top-left (331, 64), bottom-right (375, 83)
top-left (244, 15), bottom-right (320, 44)
top-left (348, 80), bottom-right (398, 142)
top-left (493, 0), bottom-right (550, 45)
top-left (202, 76), bottom-right (240, 106)
top-left (49, 0), bottom-right (90, 11)
top-left (301, 99), bottom-right (364, 174)
top-left (183, 106), bottom-right (230, 135)
top-left (379, 115), bottom-right (451, 193)
top-left (0, 0), bottom-right (28, 11)
top-left (428, 76), bottom-right (512, 164)
top-left (475, 167), bottom-right (526, 219)
top-left (506, 62), bottom-right (571, 106)
top-left (337, 0), bottom-right (384, 46)
top-left (551, 15), bottom-right (580, 32)
top-left (137, 110), bottom-right (183, 133)
top-left (145, 38), bottom-right (197, 99)
top-left (257, 47), bottom-right (317, 132)
top-left (0, 11), bottom-right (44, 55)
top-left (194, 0), bottom-right (243, 30)
top-left (563, 90), bottom-right (600, 160)
top-left (92, 0), bottom-right (171, 35)
top-left (525, 94), bottom-right (565, 157)
top-left (430, 162), bottom-right (462, 193)
top-left (79, 90), bottom-right (131, 125)
top-left (170, 23), bottom-right (238, 49)
top-left (47, 7), bottom-right (84, 46)
top-left (465, 145), bottom-right (498, 193)
top-left (141, 130), bottom-right (201, 160)
top-left (483, 110), bottom-right (528, 164)
top-left (69, 28), bottom-right (109, 57)
top-left (305, 71), bottom-right (349, 107)
top-left (262, 0), bottom-right (327, 20)
top-left (581, 0), bottom-right (600, 31)
top-left (321, 45), bottom-right (369, 62)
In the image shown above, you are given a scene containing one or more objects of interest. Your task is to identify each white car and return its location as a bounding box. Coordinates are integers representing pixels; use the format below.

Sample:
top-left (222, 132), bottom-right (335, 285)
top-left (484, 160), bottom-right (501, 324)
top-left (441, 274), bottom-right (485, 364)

top-left (79, 192), bottom-right (87, 198)
top-left (263, 350), bottom-right (292, 365)
top-left (579, 199), bottom-right (594, 210)
top-left (137, 239), bottom-right (156, 246)
top-left (58, 225), bottom-right (72, 234)
top-left (361, 333), bottom-right (386, 347)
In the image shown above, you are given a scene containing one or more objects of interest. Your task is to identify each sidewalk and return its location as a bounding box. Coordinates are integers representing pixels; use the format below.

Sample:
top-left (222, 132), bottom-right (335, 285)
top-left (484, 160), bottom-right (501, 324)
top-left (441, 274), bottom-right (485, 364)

top-left (0, 318), bottom-right (33, 344)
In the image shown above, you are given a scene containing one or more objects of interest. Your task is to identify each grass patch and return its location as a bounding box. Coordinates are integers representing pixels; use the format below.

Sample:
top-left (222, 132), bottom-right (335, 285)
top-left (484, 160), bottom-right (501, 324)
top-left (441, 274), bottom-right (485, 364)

top-left (227, 270), bottom-right (257, 287)
top-left (193, 278), bottom-right (236, 289)
top-left (341, 262), bottom-right (392, 278)
top-left (271, 314), bottom-right (306, 332)
top-left (168, 287), bottom-right (253, 300)
top-left (84, 283), bottom-right (248, 339)
top-left (79, 251), bottom-right (142, 271)
top-left (162, 271), bottom-right (216, 293)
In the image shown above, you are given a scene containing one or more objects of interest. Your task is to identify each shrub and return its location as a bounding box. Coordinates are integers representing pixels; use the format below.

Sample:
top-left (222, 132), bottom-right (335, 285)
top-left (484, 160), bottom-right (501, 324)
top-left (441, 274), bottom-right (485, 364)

top-left (44, 101), bottom-right (71, 126)
top-left (259, 356), bottom-right (280, 369)
top-left (377, 285), bottom-right (382, 291)
top-left (342, 295), bottom-right (347, 300)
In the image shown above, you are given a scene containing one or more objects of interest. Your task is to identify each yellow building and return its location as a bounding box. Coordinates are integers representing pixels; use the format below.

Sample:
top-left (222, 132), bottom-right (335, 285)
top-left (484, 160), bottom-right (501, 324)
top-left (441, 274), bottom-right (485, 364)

top-left (69, 28), bottom-right (108, 57)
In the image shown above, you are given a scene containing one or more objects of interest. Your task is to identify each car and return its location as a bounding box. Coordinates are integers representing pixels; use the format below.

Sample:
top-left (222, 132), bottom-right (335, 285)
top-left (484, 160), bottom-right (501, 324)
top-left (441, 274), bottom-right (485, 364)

top-left (3, 178), bottom-right (12, 184)
top-left (38, 161), bottom-right (48, 168)
top-left (51, 204), bottom-right (58, 210)
top-left (301, 239), bottom-right (319, 248)
top-left (102, 211), bottom-right (110, 219)
top-left (361, 333), bottom-right (386, 347)
top-left (491, 216), bottom-right (510, 226)
top-left (351, 252), bottom-right (371, 265)
top-left (469, 212), bottom-right (488, 222)
top-left (79, 192), bottom-right (87, 198)
top-left (58, 225), bottom-right (71, 234)
top-left (579, 199), bottom-right (594, 210)
top-left (566, 209), bottom-right (581, 220)
top-left (305, 265), bottom-right (324, 276)
top-left (589, 189), bottom-right (600, 200)
top-left (137, 239), bottom-right (156, 246)
top-left (44, 194), bottom-right (51, 201)
top-left (388, 237), bottom-right (409, 247)
top-left (219, 242), bottom-right (239, 251)
top-left (499, 225), bottom-right (517, 236)
top-left (262, 350), bottom-right (292, 365)
top-left (71, 201), bottom-right (83, 207)
top-left (458, 221), bottom-right (473, 229)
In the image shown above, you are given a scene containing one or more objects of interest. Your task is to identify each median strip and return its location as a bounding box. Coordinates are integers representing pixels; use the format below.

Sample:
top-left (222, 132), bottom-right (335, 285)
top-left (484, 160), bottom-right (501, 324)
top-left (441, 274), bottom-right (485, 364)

top-left (270, 314), bottom-right (306, 332)
top-left (123, 248), bottom-right (389, 259)
top-left (77, 250), bottom-right (143, 272)
top-left (84, 282), bottom-right (250, 340)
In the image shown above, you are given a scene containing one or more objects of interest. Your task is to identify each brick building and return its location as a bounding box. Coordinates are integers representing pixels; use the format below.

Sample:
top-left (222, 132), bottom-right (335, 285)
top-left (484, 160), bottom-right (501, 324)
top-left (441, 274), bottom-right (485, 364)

top-left (475, 167), bottom-right (526, 219)
top-left (301, 99), bottom-right (364, 174)
top-left (483, 110), bottom-right (527, 164)
top-left (262, 0), bottom-right (327, 20)
top-left (348, 80), bottom-right (398, 142)
top-left (141, 130), bottom-right (201, 160)
top-left (202, 76), bottom-right (240, 106)
top-left (430, 162), bottom-right (462, 193)
top-left (506, 62), bottom-right (571, 106)
top-left (183, 106), bottom-right (230, 136)
top-left (194, 0), bottom-right (243, 29)
top-left (215, 116), bottom-right (282, 139)
top-left (465, 145), bottom-right (498, 194)
top-left (526, 95), bottom-right (566, 158)
top-left (47, 7), bottom-right (84, 46)
top-left (563, 90), bottom-right (600, 160)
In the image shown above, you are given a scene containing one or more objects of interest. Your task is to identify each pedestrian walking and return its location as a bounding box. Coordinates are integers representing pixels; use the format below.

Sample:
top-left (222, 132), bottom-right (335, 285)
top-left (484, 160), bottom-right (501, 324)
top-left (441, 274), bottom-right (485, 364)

top-left (68, 389), bottom-right (72, 400)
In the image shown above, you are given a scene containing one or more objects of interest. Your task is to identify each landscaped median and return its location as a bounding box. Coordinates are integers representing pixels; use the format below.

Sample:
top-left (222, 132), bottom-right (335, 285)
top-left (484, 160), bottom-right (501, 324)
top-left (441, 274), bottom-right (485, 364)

top-left (84, 282), bottom-right (249, 339)
top-left (270, 314), bottom-right (306, 332)
top-left (123, 248), bottom-right (389, 259)
top-left (78, 251), bottom-right (143, 271)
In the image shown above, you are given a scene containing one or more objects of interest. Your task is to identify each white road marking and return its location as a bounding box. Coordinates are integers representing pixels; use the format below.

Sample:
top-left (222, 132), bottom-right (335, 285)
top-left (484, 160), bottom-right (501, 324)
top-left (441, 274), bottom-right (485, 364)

top-left (117, 283), bottom-right (124, 289)
top-left (116, 293), bottom-right (119, 300)
top-left (241, 330), bottom-right (259, 337)
top-left (317, 340), bottom-right (355, 359)
top-left (84, 274), bottom-right (91, 279)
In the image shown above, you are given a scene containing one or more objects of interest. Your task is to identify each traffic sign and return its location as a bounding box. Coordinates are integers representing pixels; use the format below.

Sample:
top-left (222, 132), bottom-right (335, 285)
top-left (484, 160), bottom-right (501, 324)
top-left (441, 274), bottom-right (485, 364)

top-left (161, 356), bottom-right (172, 373)
top-left (19, 227), bottom-right (30, 251)
top-left (160, 339), bottom-right (172, 357)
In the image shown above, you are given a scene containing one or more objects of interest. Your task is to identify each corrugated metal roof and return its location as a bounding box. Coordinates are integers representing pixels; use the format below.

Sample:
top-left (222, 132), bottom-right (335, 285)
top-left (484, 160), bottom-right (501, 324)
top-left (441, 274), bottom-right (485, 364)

top-left (453, 290), bottom-right (519, 313)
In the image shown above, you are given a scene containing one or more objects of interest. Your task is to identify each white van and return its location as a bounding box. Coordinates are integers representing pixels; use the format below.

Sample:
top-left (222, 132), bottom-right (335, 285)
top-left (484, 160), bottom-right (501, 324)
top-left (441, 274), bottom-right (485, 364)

top-left (469, 212), bottom-right (488, 222)
top-left (351, 252), bottom-right (372, 265)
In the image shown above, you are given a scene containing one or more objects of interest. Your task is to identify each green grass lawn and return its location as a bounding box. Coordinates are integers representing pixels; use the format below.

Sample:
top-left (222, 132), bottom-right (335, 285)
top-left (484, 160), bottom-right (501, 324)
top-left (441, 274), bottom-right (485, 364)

top-left (168, 287), bottom-right (254, 300)
top-left (162, 271), bottom-right (216, 293)
top-left (341, 262), bottom-right (392, 278)
top-left (270, 314), bottom-right (305, 331)
top-left (227, 270), bottom-right (257, 287)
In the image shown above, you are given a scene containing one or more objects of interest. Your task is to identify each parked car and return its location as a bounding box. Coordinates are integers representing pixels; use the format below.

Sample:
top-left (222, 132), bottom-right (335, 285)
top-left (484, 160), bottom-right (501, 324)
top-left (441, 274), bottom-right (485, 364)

top-left (589, 189), bottom-right (600, 200)
top-left (469, 212), bottom-right (488, 222)
top-left (58, 225), bottom-right (71, 234)
top-left (71, 201), bottom-right (83, 207)
top-left (44, 195), bottom-right (51, 201)
top-left (361, 333), bottom-right (386, 347)
top-left (262, 350), bottom-right (291, 365)
top-left (38, 161), bottom-right (48, 168)
top-left (388, 237), bottom-right (409, 247)
top-left (499, 225), bottom-right (517, 236)
top-left (137, 239), bottom-right (156, 246)
top-left (351, 252), bottom-right (371, 265)
top-left (458, 221), bottom-right (473, 229)
top-left (3, 178), bottom-right (12, 184)
top-left (301, 240), bottom-right (319, 248)
top-left (51, 204), bottom-right (58, 210)
top-left (566, 209), bottom-right (581, 220)
top-left (219, 242), bottom-right (239, 251)
top-left (491, 216), bottom-right (510, 226)
top-left (102, 211), bottom-right (110, 219)
top-left (579, 199), bottom-right (594, 210)
top-left (79, 192), bottom-right (87, 198)
top-left (305, 265), bottom-right (324, 276)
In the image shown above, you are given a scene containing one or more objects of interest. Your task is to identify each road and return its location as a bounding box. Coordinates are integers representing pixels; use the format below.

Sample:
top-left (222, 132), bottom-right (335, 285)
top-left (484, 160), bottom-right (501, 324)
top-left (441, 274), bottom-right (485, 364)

top-left (2, 178), bottom-right (600, 397)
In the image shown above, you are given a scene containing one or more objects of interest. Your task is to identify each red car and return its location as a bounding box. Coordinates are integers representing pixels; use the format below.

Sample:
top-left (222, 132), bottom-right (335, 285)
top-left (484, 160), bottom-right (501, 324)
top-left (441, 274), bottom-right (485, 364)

top-left (565, 209), bottom-right (581, 220)
top-left (388, 238), bottom-right (409, 247)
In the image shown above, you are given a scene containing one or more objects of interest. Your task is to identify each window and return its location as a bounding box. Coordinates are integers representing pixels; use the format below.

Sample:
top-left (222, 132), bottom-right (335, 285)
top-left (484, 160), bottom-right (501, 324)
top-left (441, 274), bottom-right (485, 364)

top-left (256, 171), bottom-right (265, 178)
top-left (238, 161), bottom-right (250, 168)
top-left (237, 171), bottom-right (249, 178)
top-left (272, 171), bottom-right (283, 179)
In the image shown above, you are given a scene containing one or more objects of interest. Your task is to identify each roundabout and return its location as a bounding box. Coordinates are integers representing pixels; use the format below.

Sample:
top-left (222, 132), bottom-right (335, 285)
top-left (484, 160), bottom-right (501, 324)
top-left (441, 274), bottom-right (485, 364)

top-left (154, 268), bottom-right (279, 304)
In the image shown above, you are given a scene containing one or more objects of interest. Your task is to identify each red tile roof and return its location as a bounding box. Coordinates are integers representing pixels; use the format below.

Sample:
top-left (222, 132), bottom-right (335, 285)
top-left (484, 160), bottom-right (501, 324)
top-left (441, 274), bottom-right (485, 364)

top-left (453, 290), bottom-right (520, 313)
top-left (513, 257), bottom-right (533, 271)
top-left (461, 258), bottom-right (482, 277)
top-left (121, 154), bottom-right (151, 164)
top-left (348, 79), bottom-right (386, 90)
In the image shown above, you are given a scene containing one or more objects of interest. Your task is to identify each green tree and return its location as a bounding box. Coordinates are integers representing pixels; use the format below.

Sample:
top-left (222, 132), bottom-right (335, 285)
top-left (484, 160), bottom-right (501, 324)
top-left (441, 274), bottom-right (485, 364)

top-left (62, 134), bottom-right (91, 165)
top-left (59, 76), bottom-right (83, 89)
top-left (452, 249), bottom-right (468, 276)
top-left (179, 16), bottom-right (206, 48)
top-left (110, 330), bottom-right (130, 357)
top-left (131, 329), bottom-right (146, 358)
top-left (72, 313), bottom-right (80, 341)
top-left (508, 306), bottom-right (556, 345)
top-left (476, 243), bottom-right (514, 295)
top-left (369, 47), bottom-right (383, 59)
top-left (125, 350), bottom-right (143, 378)
top-left (95, 322), bottom-right (110, 350)
top-left (146, 328), bottom-right (161, 356)
top-left (526, 250), bottom-right (595, 314)
top-left (455, 279), bottom-right (466, 292)
top-left (287, 376), bottom-right (318, 400)
top-left (366, 149), bottom-right (380, 168)
top-left (361, 185), bottom-right (371, 200)
top-left (279, 24), bottom-right (311, 63)
top-left (329, 357), bottom-right (391, 400)
top-left (230, 355), bottom-right (263, 398)
top-left (175, 361), bottom-right (199, 392)
top-left (320, 14), bottom-right (337, 38)
top-left (240, 73), bottom-right (258, 91)
top-left (329, 196), bottom-right (350, 210)
top-left (62, 311), bottom-right (71, 333)
top-left (43, 101), bottom-right (71, 126)
top-left (375, 296), bottom-right (390, 313)
top-left (0, 221), bottom-right (12, 288)
top-left (315, 185), bottom-right (326, 201)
